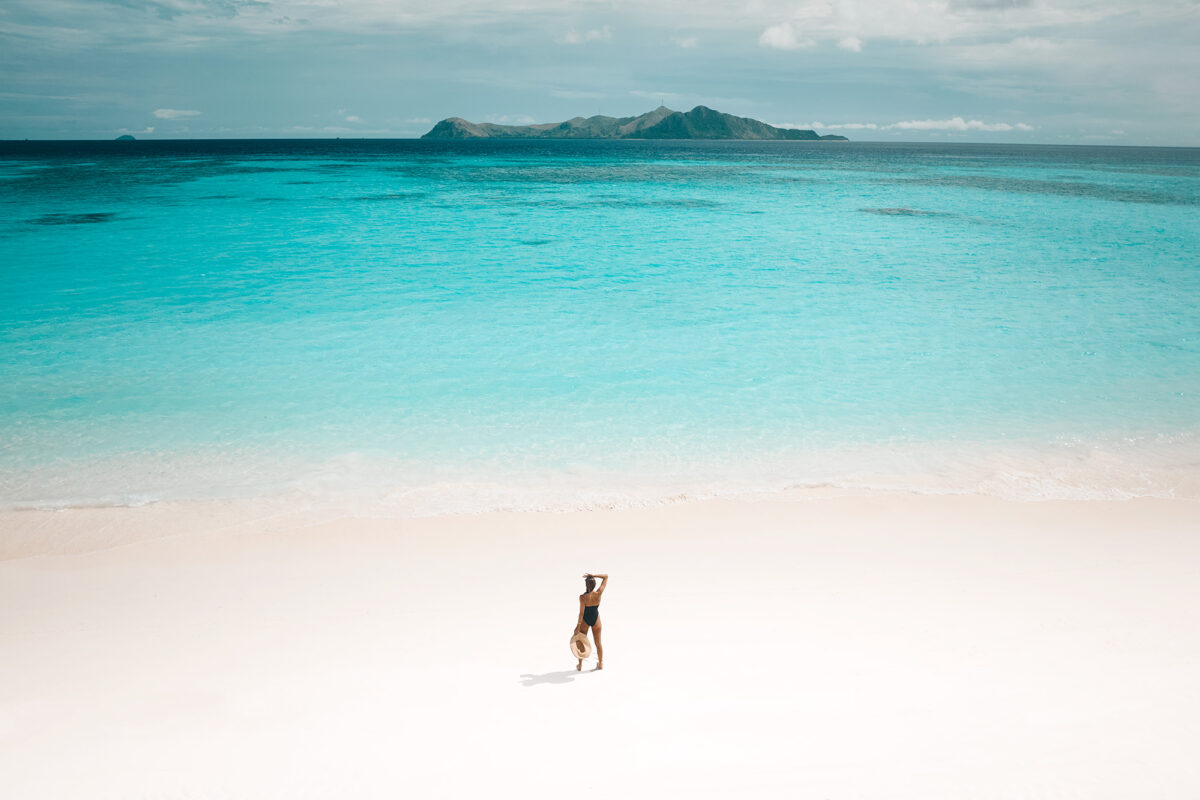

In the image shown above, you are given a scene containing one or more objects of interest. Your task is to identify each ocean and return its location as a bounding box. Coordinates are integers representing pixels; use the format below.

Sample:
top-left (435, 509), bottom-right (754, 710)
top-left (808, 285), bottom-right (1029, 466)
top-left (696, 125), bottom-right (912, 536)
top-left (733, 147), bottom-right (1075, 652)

top-left (1, 139), bottom-right (1198, 511)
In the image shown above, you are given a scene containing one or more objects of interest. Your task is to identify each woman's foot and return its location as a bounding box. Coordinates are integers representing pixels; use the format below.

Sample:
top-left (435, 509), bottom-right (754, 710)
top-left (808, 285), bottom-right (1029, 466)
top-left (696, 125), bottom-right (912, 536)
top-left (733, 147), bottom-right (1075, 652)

top-left (576, 660), bottom-right (582, 671)
top-left (595, 661), bottom-right (603, 671)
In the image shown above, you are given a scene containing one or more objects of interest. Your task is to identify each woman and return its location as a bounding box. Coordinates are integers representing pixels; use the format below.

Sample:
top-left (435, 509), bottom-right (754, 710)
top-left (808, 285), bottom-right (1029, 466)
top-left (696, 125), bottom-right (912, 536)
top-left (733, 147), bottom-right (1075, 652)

top-left (573, 572), bottom-right (607, 671)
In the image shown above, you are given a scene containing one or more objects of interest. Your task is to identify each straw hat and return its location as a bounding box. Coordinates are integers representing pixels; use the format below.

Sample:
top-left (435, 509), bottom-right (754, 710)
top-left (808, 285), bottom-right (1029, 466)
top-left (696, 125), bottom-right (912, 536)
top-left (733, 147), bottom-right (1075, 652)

top-left (570, 632), bottom-right (592, 659)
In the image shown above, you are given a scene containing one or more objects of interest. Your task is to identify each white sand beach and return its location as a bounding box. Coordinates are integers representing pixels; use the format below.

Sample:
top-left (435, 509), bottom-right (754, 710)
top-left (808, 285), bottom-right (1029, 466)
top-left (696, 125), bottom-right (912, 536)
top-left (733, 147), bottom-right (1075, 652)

top-left (2, 491), bottom-right (1198, 799)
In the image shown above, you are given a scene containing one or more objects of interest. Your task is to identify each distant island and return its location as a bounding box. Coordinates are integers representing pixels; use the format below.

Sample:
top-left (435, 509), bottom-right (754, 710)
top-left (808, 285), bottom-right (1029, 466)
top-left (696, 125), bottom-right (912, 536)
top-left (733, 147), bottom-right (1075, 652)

top-left (115, 134), bottom-right (136, 141)
top-left (421, 106), bottom-right (848, 141)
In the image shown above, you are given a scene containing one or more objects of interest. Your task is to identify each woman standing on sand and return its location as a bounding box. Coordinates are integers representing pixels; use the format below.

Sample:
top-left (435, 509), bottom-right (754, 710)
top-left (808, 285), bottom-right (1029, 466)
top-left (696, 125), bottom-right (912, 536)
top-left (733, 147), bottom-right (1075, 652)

top-left (574, 573), bottom-right (607, 671)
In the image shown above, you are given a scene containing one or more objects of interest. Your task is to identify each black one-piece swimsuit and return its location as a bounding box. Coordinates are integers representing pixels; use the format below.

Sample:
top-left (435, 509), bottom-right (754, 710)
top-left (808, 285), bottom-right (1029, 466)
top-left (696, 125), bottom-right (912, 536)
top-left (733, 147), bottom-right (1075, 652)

top-left (583, 604), bottom-right (599, 626)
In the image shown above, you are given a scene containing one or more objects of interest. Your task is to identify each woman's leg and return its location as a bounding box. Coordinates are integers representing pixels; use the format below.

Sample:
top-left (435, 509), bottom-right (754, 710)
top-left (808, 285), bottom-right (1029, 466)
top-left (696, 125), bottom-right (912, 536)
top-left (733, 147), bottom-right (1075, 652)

top-left (591, 621), bottom-right (603, 669)
top-left (575, 623), bottom-right (589, 670)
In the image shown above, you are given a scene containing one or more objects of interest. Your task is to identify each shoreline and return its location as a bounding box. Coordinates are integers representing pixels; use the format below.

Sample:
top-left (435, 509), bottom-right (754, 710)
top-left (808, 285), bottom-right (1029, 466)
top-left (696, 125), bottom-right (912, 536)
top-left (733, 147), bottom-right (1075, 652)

top-left (4, 483), bottom-right (1198, 561)
top-left (5, 428), bottom-right (1200, 530)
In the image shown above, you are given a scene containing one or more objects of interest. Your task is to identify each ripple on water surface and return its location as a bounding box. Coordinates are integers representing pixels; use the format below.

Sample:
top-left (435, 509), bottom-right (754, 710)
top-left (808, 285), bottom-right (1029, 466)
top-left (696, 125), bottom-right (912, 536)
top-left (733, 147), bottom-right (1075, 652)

top-left (1, 140), bottom-right (1198, 507)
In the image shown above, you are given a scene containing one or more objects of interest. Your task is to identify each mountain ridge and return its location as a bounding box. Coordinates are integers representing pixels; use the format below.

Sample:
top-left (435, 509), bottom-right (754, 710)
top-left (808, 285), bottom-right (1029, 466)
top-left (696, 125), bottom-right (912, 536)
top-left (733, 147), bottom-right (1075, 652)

top-left (421, 106), bottom-right (848, 141)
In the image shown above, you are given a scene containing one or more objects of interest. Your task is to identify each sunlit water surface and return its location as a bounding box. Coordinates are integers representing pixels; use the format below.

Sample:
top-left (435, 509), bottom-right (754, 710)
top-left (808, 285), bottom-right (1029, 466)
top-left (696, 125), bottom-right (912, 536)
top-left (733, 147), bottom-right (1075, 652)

top-left (2, 140), bottom-right (1198, 511)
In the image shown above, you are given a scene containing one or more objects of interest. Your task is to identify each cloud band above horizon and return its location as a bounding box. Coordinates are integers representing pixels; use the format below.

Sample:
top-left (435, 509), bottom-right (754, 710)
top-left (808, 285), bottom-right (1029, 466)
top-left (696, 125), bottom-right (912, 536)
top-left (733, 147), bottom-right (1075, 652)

top-left (0, 0), bottom-right (1195, 144)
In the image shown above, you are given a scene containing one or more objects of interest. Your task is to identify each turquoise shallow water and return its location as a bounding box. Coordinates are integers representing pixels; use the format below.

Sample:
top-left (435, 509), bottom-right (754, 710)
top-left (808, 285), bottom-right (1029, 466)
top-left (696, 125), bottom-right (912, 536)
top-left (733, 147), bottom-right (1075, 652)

top-left (1, 140), bottom-right (1198, 509)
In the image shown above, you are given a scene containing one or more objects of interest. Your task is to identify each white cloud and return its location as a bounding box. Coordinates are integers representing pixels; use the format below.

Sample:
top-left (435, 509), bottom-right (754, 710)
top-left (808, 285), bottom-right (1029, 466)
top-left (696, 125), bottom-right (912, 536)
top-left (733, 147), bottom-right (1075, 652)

top-left (405, 117), bottom-right (432, 124)
top-left (284, 123), bottom-right (392, 135)
top-left (948, 36), bottom-right (1075, 65)
top-left (290, 125), bottom-right (368, 134)
top-left (890, 116), bottom-right (1028, 131)
top-left (561, 26), bottom-right (611, 45)
top-left (153, 108), bottom-right (200, 119)
top-left (950, 0), bottom-right (1035, 9)
top-left (671, 34), bottom-right (699, 48)
top-left (485, 114), bottom-right (537, 125)
top-left (7, 0), bottom-right (1188, 50)
top-left (344, 114), bottom-right (363, 123)
top-left (759, 22), bottom-right (813, 50)
top-left (837, 36), bottom-right (862, 52)
top-left (790, 118), bottom-right (1033, 132)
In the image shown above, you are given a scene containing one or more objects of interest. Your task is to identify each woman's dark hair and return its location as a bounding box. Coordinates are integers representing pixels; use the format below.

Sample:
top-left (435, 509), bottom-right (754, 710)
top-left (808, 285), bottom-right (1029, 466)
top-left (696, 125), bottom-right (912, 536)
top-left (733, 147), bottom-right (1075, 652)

top-left (585, 577), bottom-right (596, 592)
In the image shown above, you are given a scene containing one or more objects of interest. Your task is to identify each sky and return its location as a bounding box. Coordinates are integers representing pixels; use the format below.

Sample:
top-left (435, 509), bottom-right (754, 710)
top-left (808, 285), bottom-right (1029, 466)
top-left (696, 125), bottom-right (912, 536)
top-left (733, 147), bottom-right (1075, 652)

top-left (1, 0), bottom-right (1197, 144)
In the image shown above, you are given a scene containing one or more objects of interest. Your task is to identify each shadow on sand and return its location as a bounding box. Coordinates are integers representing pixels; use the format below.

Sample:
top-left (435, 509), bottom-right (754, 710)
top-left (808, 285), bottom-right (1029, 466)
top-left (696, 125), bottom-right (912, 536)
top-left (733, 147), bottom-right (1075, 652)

top-left (518, 670), bottom-right (590, 687)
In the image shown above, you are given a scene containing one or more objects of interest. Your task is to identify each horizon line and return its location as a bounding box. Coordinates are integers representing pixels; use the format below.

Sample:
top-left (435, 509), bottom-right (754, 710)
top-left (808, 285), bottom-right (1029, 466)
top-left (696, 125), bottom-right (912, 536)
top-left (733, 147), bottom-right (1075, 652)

top-left (3, 137), bottom-right (1195, 148)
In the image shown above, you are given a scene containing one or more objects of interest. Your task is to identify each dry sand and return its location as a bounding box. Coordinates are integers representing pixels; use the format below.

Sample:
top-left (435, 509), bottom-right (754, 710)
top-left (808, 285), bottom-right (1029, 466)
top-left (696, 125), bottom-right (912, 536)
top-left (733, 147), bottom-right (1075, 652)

top-left (2, 491), bottom-right (1198, 799)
